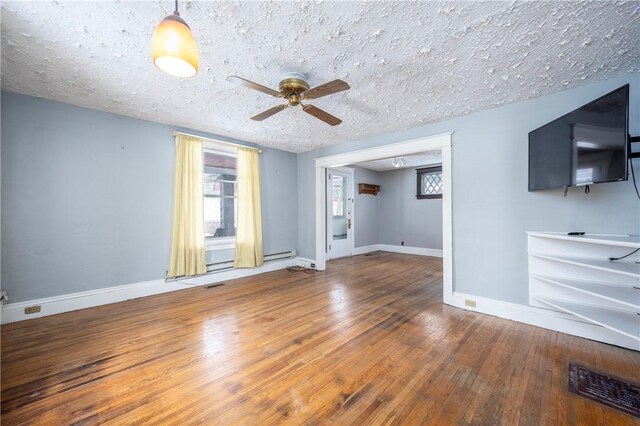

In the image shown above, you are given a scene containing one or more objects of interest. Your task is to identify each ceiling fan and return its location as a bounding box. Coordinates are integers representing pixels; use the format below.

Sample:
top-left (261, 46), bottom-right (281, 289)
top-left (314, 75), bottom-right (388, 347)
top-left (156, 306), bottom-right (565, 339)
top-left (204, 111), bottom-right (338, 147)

top-left (227, 73), bottom-right (350, 126)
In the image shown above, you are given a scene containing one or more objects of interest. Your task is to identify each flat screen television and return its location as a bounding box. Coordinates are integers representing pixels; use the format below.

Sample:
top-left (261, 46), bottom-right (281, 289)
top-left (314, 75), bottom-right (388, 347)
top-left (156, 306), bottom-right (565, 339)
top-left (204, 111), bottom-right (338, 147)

top-left (528, 84), bottom-right (629, 191)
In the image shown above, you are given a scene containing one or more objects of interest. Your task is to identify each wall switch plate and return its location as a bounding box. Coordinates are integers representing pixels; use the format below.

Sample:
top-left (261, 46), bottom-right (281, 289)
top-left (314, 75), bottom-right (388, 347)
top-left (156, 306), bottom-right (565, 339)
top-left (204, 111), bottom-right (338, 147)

top-left (465, 299), bottom-right (477, 308)
top-left (24, 305), bottom-right (41, 314)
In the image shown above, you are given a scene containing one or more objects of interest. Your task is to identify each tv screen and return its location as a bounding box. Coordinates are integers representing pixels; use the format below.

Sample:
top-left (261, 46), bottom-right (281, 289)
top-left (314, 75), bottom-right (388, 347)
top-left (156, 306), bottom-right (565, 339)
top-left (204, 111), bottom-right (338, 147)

top-left (528, 85), bottom-right (629, 191)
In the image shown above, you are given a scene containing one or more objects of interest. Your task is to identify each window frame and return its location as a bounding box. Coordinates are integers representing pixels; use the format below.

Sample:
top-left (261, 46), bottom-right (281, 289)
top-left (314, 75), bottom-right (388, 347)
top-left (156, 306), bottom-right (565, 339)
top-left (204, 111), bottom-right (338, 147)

top-left (203, 142), bottom-right (238, 250)
top-left (416, 165), bottom-right (443, 199)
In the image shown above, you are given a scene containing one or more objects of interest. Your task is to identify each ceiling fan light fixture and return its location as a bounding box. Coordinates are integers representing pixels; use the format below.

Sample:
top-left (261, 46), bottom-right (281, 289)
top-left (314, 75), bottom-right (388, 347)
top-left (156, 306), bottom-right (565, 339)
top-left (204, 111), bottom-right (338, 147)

top-left (392, 157), bottom-right (406, 168)
top-left (151, 2), bottom-right (199, 78)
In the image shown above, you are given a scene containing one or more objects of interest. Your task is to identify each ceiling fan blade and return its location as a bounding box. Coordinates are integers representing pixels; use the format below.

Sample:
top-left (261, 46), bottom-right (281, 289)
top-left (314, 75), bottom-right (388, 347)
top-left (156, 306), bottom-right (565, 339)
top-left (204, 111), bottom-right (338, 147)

top-left (251, 104), bottom-right (289, 121)
top-left (302, 79), bottom-right (350, 100)
top-left (227, 75), bottom-right (282, 97)
top-left (302, 104), bottom-right (342, 126)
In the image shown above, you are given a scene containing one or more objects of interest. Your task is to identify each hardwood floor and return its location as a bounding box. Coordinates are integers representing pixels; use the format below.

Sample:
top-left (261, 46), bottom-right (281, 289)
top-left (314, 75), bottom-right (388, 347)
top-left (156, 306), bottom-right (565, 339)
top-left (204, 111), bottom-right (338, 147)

top-left (1, 252), bottom-right (639, 425)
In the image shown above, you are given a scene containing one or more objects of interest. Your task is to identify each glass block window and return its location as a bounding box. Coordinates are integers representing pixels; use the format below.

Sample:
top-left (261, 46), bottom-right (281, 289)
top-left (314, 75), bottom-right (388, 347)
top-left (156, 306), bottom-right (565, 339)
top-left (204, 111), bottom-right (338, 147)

top-left (416, 165), bottom-right (443, 199)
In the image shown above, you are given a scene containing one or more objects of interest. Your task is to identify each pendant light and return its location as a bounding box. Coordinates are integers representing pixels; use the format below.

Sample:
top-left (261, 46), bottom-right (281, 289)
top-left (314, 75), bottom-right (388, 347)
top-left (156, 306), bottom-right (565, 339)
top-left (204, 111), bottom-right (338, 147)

top-left (151, 0), bottom-right (199, 78)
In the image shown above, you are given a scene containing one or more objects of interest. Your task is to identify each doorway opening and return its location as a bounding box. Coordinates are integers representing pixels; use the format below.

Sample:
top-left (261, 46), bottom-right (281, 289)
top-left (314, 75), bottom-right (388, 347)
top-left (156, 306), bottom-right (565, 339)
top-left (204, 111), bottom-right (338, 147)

top-left (314, 133), bottom-right (453, 305)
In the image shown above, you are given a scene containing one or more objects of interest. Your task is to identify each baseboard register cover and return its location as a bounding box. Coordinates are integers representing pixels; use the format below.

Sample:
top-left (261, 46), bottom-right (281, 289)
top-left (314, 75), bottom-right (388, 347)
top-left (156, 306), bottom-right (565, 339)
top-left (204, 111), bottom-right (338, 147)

top-left (568, 362), bottom-right (640, 418)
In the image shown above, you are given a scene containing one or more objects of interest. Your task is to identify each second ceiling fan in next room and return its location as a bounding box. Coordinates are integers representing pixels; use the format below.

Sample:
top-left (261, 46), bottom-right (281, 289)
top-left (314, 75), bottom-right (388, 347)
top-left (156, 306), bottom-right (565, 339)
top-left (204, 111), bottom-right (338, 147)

top-left (227, 73), bottom-right (350, 126)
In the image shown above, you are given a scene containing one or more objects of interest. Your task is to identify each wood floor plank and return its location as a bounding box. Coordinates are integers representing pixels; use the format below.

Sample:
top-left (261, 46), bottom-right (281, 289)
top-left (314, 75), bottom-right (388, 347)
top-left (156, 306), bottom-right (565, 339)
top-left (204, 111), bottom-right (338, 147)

top-left (2, 252), bottom-right (639, 425)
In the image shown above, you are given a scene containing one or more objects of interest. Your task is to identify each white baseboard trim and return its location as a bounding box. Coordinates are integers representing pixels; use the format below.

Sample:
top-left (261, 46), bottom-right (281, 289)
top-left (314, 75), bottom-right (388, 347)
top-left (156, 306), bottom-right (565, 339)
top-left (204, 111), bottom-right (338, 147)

top-left (294, 257), bottom-right (317, 269)
top-left (353, 244), bottom-right (443, 257)
top-left (1, 257), bottom-right (299, 324)
top-left (353, 245), bottom-right (380, 255)
top-left (379, 244), bottom-right (443, 258)
top-left (450, 292), bottom-right (639, 351)
top-left (1, 278), bottom-right (173, 324)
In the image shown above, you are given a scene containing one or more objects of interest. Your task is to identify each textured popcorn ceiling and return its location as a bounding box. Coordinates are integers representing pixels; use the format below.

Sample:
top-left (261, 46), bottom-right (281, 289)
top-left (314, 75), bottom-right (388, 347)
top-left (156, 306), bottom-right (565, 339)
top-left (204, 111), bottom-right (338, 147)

top-left (354, 151), bottom-right (442, 172)
top-left (1, 1), bottom-right (639, 153)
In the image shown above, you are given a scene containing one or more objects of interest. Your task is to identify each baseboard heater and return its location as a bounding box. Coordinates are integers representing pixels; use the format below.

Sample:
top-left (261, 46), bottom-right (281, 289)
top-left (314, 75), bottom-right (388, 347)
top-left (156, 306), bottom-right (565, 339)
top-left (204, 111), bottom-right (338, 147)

top-left (166, 250), bottom-right (296, 282)
top-left (206, 250), bottom-right (296, 273)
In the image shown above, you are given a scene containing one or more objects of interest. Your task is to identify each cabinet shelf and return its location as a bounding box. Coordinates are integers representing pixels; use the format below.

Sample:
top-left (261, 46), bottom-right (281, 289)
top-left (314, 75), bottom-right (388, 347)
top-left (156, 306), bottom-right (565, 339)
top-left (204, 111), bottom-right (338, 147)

top-left (358, 183), bottom-right (380, 196)
top-left (530, 254), bottom-right (640, 278)
top-left (532, 296), bottom-right (640, 342)
top-left (531, 275), bottom-right (640, 311)
top-left (526, 232), bottom-right (640, 248)
top-left (528, 232), bottom-right (640, 350)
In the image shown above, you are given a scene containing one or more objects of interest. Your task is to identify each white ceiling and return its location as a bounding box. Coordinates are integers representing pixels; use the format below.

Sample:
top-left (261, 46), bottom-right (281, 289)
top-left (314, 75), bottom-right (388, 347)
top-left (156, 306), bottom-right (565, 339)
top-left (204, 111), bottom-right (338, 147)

top-left (354, 151), bottom-right (442, 172)
top-left (1, 1), bottom-right (639, 153)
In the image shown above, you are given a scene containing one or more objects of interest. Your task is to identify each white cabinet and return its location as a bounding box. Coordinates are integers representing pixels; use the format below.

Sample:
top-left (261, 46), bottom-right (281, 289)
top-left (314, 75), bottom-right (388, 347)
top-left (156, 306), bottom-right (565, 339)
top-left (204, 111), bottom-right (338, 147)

top-left (528, 232), bottom-right (640, 350)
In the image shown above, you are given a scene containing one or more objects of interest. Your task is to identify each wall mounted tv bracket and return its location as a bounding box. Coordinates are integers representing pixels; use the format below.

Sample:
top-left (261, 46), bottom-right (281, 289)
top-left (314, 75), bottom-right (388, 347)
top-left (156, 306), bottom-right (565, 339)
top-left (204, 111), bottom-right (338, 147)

top-left (630, 135), bottom-right (640, 159)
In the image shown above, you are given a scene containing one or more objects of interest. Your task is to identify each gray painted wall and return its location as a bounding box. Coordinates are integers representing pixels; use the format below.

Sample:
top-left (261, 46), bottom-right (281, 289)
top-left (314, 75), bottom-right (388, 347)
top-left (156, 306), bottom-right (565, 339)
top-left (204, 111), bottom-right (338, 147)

top-left (379, 168), bottom-right (443, 249)
top-left (298, 73), bottom-right (640, 305)
top-left (353, 166), bottom-right (443, 250)
top-left (353, 167), bottom-right (381, 247)
top-left (1, 91), bottom-right (297, 302)
top-left (4, 74), bottom-right (639, 306)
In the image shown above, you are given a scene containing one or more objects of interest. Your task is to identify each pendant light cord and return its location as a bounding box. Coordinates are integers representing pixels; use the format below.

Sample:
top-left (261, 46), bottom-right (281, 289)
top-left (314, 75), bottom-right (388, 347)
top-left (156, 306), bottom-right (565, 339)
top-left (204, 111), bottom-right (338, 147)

top-left (174, 0), bottom-right (179, 16)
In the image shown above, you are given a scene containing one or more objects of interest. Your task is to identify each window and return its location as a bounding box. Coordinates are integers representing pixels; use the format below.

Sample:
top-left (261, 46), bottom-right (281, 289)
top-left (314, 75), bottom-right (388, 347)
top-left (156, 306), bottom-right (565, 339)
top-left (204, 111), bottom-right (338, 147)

top-left (416, 165), bottom-right (443, 199)
top-left (203, 147), bottom-right (237, 246)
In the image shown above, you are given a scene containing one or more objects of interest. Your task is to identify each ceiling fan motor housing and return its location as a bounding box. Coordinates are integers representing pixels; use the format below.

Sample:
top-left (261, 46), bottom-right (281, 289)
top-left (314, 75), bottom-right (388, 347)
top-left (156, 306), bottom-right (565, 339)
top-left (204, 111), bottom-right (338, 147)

top-left (279, 72), bottom-right (309, 106)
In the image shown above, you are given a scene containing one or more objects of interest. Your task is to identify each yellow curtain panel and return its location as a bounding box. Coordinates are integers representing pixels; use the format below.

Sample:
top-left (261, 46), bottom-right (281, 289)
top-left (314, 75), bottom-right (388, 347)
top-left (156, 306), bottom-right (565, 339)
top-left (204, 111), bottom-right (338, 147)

top-left (168, 134), bottom-right (207, 278)
top-left (234, 147), bottom-right (264, 268)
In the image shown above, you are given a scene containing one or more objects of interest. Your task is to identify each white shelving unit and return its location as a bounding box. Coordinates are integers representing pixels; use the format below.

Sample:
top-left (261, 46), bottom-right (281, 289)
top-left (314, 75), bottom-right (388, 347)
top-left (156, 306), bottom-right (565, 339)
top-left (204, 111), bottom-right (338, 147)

top-left (528, 232), bottom-right (640, 350)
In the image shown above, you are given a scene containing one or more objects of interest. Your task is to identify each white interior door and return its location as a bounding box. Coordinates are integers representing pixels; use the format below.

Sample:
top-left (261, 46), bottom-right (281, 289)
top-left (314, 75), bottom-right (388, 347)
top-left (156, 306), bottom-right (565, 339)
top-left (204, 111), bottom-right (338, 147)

top-left (327, 168), bottom-right (354, 260)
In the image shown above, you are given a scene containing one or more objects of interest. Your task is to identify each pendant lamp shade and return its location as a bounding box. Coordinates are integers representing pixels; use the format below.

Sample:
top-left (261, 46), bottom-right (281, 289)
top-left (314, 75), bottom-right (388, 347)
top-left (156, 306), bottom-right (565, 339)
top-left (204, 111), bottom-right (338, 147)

top-left (151, 14), bottom-right (199, 78)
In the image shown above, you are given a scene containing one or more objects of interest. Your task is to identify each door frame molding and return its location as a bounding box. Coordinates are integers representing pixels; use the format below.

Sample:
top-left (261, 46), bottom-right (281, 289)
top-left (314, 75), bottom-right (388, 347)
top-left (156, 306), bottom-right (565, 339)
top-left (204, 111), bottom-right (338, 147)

top-left (314, 132), bottom-right (453, 305)
top-left (326, 166), bottom-right (355, 260)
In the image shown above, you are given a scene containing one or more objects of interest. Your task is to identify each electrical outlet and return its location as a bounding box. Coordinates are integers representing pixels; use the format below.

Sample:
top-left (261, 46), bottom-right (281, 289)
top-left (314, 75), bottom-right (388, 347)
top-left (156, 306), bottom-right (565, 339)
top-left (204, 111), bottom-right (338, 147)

top-left (464, 299), bottom-right (477, 308)
top-left (310, 263), bottom-right (316, 268)
top-left (24, 305), bottom-right (41, 314)
top-left (0, 291), bottom-right (8, 305)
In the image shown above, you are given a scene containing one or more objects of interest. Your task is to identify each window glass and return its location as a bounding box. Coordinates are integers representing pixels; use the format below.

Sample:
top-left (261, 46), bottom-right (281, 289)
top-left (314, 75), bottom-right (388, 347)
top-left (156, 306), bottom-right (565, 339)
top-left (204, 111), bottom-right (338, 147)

top-left (416, 166), bottom-right (443, 199)
top-left (204, 150), bottom-right (237, 239)
top-left (332, 175), bottom-right (345, 216)
top-left (331, 174), bottom-right (347, 240)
